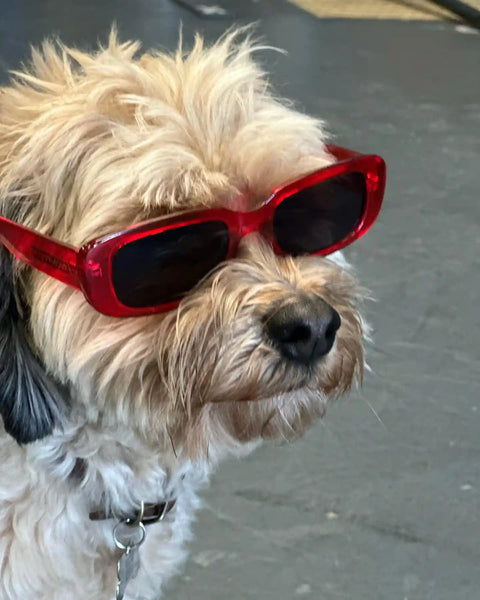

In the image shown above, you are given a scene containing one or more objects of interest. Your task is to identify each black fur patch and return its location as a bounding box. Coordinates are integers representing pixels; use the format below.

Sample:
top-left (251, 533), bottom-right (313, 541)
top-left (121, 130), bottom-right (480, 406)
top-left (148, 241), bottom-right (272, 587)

top-left (0, 246), bottom-right (66, 443)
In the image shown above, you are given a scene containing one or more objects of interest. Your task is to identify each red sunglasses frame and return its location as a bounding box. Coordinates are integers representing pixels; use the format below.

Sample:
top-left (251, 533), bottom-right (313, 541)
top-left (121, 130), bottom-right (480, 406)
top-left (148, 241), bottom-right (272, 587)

top-left (0, 145), bottom-right (385, 317)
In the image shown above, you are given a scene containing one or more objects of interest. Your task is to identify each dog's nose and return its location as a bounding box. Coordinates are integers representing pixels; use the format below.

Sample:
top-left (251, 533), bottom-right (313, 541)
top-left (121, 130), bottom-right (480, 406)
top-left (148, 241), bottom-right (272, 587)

top-left (265, 297), bottom-right (341, 366)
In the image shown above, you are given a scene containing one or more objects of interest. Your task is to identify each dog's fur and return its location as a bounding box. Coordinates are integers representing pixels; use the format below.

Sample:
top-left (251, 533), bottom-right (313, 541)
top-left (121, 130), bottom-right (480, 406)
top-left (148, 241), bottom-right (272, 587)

top-left (0, 30), bottom-right (365, 600)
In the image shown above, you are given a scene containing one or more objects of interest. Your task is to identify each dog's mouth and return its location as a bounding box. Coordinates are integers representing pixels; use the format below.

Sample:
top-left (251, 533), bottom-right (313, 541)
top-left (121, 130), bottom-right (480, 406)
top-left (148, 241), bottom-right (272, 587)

top-left (202, 346), bottom-right (337, 406)
top-left (207, 376), bottom-right (310, 405)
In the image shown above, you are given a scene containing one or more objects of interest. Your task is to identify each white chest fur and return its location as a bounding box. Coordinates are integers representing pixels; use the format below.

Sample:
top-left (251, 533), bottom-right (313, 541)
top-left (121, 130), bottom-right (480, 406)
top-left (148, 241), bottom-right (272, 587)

top-left (0, 423), bottom-right (211, 600)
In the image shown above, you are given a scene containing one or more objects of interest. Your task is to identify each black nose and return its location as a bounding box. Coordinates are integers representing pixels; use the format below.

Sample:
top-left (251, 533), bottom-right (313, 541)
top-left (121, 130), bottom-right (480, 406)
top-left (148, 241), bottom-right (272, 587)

top-left (265, 297), bottom-right (341, 366)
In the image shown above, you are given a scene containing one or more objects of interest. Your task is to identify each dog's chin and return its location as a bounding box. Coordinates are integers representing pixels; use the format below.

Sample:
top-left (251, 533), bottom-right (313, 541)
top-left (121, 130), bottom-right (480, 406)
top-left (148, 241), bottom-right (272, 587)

top-left (193, 385), bottom-right (328, 454)
top-left (169, 376), bottom-right (344, 460)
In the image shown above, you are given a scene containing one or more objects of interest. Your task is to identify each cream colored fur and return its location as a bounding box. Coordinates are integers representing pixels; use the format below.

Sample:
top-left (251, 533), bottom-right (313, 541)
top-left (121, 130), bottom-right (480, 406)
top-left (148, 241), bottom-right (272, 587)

top-left (0, 29), bottom-right (365, 599)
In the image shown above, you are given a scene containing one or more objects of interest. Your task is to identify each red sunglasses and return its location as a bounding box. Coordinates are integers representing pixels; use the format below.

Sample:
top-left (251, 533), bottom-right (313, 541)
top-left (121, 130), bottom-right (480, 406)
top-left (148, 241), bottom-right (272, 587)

top-left (0, 145), bottom-right (385, 318)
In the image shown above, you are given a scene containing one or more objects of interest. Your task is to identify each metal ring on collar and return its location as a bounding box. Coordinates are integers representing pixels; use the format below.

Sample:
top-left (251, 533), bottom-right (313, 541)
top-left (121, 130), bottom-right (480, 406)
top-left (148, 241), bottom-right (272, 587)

top-left (113, 520), bottom-right (146, 551)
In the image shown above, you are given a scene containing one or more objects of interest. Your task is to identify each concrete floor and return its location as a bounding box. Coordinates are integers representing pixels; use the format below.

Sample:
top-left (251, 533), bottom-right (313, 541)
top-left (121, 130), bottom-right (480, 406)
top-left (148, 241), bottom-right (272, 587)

top-left (1, 1), bottom-right (479, 599)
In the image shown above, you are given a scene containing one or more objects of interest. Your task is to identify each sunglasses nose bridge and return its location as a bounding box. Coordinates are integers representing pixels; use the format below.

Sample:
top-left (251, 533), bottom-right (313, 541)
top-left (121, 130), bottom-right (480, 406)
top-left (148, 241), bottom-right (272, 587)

top-left (236, 204), bottom-right (273, 240)
top-left (231, 217), bottom-right (255, 249)
top-left (232, 218), bottom-right (276, 259)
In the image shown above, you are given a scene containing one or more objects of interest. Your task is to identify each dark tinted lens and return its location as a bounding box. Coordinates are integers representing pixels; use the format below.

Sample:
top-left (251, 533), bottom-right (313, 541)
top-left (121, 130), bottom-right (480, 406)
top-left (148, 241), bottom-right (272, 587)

top-left (273, 172), bottom-right (366, 255)
top-left (112, 221), bottom-right (230, 308)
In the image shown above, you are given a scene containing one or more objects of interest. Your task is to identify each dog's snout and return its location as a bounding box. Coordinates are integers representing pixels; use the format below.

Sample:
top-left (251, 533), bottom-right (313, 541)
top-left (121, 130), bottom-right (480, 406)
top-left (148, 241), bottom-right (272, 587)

top-left (265, 297), bottom-right (341, 366)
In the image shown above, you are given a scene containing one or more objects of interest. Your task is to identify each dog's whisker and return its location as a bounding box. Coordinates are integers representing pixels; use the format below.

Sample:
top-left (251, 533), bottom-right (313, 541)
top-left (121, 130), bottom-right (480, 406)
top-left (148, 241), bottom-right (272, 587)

top-left (362, 397), bottom-right (388, 431)
top-left (166, 426), bottom-right (178, 459)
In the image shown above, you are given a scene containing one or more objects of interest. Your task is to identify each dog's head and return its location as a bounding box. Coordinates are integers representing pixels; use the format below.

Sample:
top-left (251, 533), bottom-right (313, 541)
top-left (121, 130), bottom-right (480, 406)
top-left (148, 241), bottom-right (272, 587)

top-left (0, 31), bottom-right (367, 457)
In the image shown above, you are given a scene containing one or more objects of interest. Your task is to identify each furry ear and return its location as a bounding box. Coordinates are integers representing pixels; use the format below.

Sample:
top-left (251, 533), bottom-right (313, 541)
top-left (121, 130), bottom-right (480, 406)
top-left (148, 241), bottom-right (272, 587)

top-left (0, 246), bottom-right (66, 444)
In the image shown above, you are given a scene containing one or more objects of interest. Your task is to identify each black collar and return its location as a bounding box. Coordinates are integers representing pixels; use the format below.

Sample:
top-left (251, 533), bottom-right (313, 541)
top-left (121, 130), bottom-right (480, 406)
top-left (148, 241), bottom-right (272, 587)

top-left (89, 499), bottom-right (176, 525)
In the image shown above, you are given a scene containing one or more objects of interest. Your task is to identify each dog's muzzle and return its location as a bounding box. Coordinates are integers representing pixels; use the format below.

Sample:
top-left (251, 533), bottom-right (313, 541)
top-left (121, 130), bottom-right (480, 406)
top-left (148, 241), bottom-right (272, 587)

top-left (265, 297), bottom-right (341, 367)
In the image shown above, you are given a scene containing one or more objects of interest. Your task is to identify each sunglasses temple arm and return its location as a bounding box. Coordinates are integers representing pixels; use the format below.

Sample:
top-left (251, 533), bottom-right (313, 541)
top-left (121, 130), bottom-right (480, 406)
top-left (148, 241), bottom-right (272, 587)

top-left (0, 216), bottom-right (81, 289)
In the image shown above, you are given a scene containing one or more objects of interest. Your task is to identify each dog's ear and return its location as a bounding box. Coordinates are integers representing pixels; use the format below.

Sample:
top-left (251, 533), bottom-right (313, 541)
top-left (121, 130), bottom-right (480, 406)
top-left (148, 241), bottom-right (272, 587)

top-left (0, 246), bottom-right (65, 444)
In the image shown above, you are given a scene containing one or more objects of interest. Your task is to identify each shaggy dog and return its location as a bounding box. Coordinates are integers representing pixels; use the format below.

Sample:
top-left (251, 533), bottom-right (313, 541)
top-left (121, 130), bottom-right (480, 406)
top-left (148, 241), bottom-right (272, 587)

top-left (0, 30), bottom-right (382, 600)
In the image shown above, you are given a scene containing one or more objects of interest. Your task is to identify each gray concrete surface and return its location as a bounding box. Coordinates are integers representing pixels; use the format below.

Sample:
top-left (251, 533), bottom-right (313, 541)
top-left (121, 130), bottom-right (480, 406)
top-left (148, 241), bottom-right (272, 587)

top-left (1, 1), bottom-right (479, 598)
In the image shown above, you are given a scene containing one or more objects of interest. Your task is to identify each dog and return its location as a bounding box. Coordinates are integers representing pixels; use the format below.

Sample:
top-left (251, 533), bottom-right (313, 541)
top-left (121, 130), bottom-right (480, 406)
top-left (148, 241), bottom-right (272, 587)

top-left (0, 29), bottom-right (384, 600)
